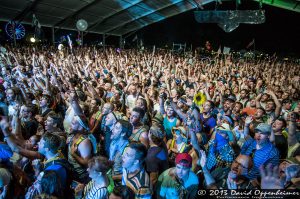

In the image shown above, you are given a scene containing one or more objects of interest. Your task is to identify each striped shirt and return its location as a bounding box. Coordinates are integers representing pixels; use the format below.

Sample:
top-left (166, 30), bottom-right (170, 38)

top-left (83, 180), bottom-right (108, 199)
top-left (241, 139), bottom-right (279, 179)
top-left (122, 168), bottom-right (152, 199)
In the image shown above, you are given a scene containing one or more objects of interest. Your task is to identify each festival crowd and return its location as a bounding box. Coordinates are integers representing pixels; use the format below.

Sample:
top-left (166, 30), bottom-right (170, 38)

top-left (0, 44), bottom-right (299, 199)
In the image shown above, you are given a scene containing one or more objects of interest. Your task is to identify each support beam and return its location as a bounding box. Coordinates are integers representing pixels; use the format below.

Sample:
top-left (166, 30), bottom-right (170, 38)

top-left (103, 34), bottom-right (106, 50)
top-left (119, 35), bottom-right (123, 49)
top-left (104, 0), bottom-right (184, 34)
top-left (13, 24), bottom-right (16, 47)
top-left (54, 0), bottom-right (100, 28)
top-left (86, 0), bottom-right (143, 32)
top-left (123, 30), bottom-right (138, 39)
top-left (253, 0), bottom-right (300, 13)
top-left (13, 0), bottom-right (42, 22)
top-left (111, 0), bottom-right (206, 35)
top-left (52, 27), bottom-right (55, 45)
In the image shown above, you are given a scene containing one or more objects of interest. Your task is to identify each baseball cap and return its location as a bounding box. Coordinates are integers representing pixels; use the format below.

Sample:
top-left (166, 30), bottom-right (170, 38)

top-left (175, 153), bottom-right (192, 168)
top-left (226, 95), bottom-right (236, 102)
top-left (172, 126), bottom-right (187, 139)
top-left (255, 123), bottom-right (271, 135)
top-left (221, 115), bottom-right (234, 126)
top-left (149, 126), bottom-right (165, 139)
top-left (152, 113), bottom-right (164, 124)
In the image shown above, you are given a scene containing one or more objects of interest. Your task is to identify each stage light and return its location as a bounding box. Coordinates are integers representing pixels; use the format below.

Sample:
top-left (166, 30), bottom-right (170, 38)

top-left (30, 37), bottom-right (36, 43)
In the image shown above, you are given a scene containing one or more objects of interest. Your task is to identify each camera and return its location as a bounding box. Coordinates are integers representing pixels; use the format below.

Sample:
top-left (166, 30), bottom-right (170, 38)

top-left (159, 92), bottom-right (167, 99)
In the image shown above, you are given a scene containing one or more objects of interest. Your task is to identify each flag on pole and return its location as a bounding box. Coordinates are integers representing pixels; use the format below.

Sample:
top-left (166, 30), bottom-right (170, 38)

top-left (132, 35), bottom-right (138, 42)
top-left (217, 45), bottom-right (222, 56)
top-left (259, 0), bottom-right (263, 8)
top-left (67, 35), bottom-right (73, 50)
top-left (32, 14), bottom-right (40, 28)
top-left (32, 14), bottom-right (41, 37)
top-left (246, 39), bottom-right (255, 49)
top-left (152, 45), bottom-right (156, 54)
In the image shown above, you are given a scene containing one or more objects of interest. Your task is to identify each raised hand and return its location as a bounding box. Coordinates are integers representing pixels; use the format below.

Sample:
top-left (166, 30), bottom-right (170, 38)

top-left (227, 172), bottom-right (238, 189)
top-left (260, 164), bottom-right (284, 189)
top-left (74, 183), bottom-right (85, 197)
top-left (245, 116), bottom-right (253, 126)
top-left (0, 185), bottom-right (8, 199)
top-left (267, 115), bottom-right (275, 125)
top-left (197, 150), bottom-right (207, 168)
top-left (0, 118), bottom-right (9, 132)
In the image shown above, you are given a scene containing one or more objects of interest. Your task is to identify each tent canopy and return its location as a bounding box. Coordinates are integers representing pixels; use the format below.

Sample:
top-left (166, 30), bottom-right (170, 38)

top-left (0, 0), bottom-right (299, 36)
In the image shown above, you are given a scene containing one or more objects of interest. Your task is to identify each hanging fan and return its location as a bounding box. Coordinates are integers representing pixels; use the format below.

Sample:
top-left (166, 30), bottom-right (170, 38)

top-left (5, 21), bottom-right (26, 39)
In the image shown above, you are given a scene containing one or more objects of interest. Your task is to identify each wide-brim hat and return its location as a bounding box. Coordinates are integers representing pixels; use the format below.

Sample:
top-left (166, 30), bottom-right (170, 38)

top-left (172, 126), bottom-right (187, 139)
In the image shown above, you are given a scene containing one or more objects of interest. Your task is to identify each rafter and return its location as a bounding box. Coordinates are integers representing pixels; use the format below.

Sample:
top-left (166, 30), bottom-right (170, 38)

top-left (110, 0), bottom-right (210, 35)
top-left (54, 0), bottom-right (101, 28)
top-left (85, 0), bottom-right (144, 32)
top-left (13, 0), bottom-right (42, 22)
top-left (253, 0), bottom-right (300, 13)
top-left (104, 0), bottom-right (185, 34)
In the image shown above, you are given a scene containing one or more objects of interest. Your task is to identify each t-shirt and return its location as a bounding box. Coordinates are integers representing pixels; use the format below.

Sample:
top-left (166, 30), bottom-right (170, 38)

top-left (126, 94), bottom-right (138, 110)
top-left (8, 103), bottom-right (17, 117)
top-left (110, 140), bottom-right (128, 177)
top-left (242, 107), bottom-right (257, 116)
top-left (275, 134), bottom-right (288, 159)
top-left (241, 139), bottom-right (279, 179)
top-left (145, 144), bottom-right (169, 176)
top-left (122, 168), bottom-right (152, 199)
top-left (83, 180), bottom-right (108, 199)
top-left (163, 117), bottom-right (177, 140)
top-left (45, 163), bottom-right (67, 188)
top-left (199, 114), bottom-right (216, 136)
top-left (0, 102), bottom-right (8, 116)
top-left (156, 167), bottom-right (199, 199)
top-left (264, 111), bottom-right (276, 122)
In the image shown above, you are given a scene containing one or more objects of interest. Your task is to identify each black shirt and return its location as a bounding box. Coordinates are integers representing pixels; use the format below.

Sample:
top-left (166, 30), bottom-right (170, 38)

top-left (145, 143), bottom-right (169, 176)
top-left (275, 134), bottom-right (288, 159)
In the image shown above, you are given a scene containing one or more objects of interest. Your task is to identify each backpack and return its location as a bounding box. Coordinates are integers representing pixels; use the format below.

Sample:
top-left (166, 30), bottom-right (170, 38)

top-left (44, 158), bottom-right (75, 199)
